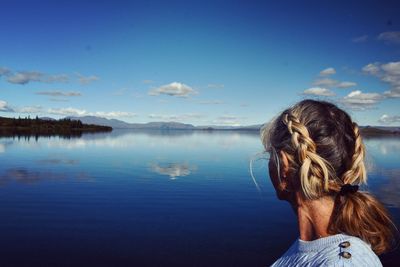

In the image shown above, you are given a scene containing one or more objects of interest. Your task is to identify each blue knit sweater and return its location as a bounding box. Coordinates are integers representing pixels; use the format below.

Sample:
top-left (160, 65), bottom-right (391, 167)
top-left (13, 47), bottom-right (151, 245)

top-left (270, 234), bottom-right (382, 267)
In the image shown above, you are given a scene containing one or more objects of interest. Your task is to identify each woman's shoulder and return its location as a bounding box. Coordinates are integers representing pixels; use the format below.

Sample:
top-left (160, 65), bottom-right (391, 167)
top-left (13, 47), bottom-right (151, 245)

top-left (323, 234), bottom-right (382, 267)
top-left (271, 234), bottom-right (382, 267)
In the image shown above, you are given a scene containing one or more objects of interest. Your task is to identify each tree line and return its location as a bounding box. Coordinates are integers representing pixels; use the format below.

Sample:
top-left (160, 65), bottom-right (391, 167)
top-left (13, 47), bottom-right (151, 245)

top-left (0, 116), bottom-right (112, 137)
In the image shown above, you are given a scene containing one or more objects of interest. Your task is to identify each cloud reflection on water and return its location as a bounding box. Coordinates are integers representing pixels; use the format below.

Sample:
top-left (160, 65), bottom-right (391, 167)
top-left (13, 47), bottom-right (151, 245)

top-left (364, 137), bottom-right (400, 157)
top-left (149, 162), bottom-right (197, 179)
top-left (378, 141), bottom-right (400, 155)
top-left (35, 130), bottom-right (260, 151)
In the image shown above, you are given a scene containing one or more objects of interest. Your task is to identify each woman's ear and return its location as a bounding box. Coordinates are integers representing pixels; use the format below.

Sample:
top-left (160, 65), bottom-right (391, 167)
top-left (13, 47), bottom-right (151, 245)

top-left (280, 151), bottom-right (290, 178)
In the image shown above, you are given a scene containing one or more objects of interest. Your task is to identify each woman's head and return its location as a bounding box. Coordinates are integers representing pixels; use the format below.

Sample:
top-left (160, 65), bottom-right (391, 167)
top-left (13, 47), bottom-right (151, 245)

top-left (262, 99), bottom-right (365, 200)
top-left (261, 99), bottom-right (398, 254)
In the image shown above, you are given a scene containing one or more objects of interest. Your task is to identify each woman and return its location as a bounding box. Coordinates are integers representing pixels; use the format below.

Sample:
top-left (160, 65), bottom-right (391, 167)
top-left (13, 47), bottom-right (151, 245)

top-left (261, 100), bottom-right (397, 266)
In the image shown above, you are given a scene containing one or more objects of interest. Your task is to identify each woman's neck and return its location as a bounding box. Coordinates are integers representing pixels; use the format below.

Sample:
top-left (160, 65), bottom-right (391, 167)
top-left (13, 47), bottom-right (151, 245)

top-left (293, 194), bottom-right (335, 241)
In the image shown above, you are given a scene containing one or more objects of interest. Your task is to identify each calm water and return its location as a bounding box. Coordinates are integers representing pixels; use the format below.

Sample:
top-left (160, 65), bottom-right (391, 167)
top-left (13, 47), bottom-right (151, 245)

top-left (0, 130), bottom-right (399, 267)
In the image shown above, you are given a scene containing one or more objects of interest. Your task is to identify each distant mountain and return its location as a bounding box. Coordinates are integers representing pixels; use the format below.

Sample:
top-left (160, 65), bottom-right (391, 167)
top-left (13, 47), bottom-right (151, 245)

top-left (66, 116), bottom-right (133, 128)
top-left (359, 126), bottom-right (400, 136)
top-left (66, 116), bottom-right (195, 129)
top-left (66, 116), bottom-right (262, 130)
top-left (63, 116), bottom-right (400, 135)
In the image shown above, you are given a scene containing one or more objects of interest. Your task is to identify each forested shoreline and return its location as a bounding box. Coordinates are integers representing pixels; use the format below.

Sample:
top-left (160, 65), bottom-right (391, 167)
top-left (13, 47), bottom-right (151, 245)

top-left (0, 116), bottom-right (112, 137)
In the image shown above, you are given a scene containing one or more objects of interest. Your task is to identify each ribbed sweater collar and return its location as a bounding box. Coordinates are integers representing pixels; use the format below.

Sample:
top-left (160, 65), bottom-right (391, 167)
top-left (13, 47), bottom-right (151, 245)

top-left (297, 234), bottom-right (350, 252)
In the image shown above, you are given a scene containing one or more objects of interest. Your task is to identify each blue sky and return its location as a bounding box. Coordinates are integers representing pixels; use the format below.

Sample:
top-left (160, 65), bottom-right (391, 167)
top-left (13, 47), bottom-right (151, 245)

top-left (1, 0), bottom-right (400, 126)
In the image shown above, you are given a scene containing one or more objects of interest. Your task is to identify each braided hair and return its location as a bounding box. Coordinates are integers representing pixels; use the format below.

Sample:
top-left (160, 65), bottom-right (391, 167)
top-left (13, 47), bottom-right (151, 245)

top-left (261, 99), bottom-right (397, 255)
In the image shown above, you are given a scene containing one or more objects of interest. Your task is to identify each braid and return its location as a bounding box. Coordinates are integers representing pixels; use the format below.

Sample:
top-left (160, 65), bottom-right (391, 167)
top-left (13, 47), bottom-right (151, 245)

top-left (263, 100), bottom-right (398, 254)
top-left (341, 123), bottom-right (367, 185)
top-left (283, 112), bottom-right (332, 199)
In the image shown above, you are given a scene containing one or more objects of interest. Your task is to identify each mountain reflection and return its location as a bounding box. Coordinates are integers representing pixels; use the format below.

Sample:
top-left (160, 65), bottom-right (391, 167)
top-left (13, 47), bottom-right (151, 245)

top-left (149, 162), bottom-right (197, 179)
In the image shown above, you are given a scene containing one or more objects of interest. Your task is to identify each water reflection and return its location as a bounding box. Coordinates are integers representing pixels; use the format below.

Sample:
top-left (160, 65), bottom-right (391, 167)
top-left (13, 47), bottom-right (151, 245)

top-left (373, 168), bottom-right (400, 208)
top-left (0, 131), bottom-right (398, 266)
top-left (0, 168), bottom-right (66, 185)
top-left (149, 162), bottom-right (197, 179)
top-left (362, 138), bottom-right (400, 208)
top-left (0, 140), bottom-right (14, 153)
top-left (0, 168), bottom-right (91, 186)
top-left (32, 130), bottom-right (261, 151)
top-left (378, 140), bottom-right (400, 155)
top-left (37, 159), bottom-right (80, 165)
top-left (364, 137), bottom-right (400, 156)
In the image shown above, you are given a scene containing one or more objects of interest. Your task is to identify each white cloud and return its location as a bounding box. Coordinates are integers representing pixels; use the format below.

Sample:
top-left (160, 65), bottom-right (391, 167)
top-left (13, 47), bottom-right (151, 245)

top-left (48, 107), bottom-right (88, 116)
top-left (313, 78), bottom-right (338, 88)
top-left (1, 100), bottom-right (134, 119)
top-left (36, 90), bottom-right (82, 97)
top-left (381, 61), bottom-right (400, 76)
top-left (383, 90), bottom-right (400, 98)
top-left (352, 35), bottom-right (368, 43)
top-left (0, 100), bottom-right (14, 112)
top-left (319, 67), bottom-right (336, 76)
top-left (47, 107), bottom-right (136, 118)
top-left (0, 67), bottom-right (11, 76)
top-left (378, 31), bottom-right (400, 45)
top-left (198, 100), bottom-right (224, 105)
top-left (6, 71), bottom-right (69, 85)
top-left (76, 73), bottom-right (99, 85)
top-left (212, 115), bottom-right (244, 126)
top-left (45, 74), bottom-right (69, 83)
top-left (341, 90), bottom-right (383, 110)
top-left (148, 113), bottom-right (204, 121)
top-left (363, 61), bottom-right (400, 98)
top-left (362, 63), bottom-right (380, 75)
top-left (337, 81), bottom-right (357, 88)
top-left (379, 114), bottom-right (400, 125)
top-left (148, 82), bottom-right (197, 98)
top-left (313, 76), bottom-right (356, 89)
top-left (207, 84), bottom-right (224, 89)
top-left (94, 111), bottom-right (136, 118)
top-left (7, 71), bottom-right (43, 84)
top-left (18, 106), bottom-right (43, 113)
top-left (0, 101), bottom-right (42, 114)
top-left (303, 87), bottom-right (335, 96)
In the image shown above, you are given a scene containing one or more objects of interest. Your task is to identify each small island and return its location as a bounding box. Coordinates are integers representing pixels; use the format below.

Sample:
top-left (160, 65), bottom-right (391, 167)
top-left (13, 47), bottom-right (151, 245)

top-left (0, 116), bottom-right (112, 138)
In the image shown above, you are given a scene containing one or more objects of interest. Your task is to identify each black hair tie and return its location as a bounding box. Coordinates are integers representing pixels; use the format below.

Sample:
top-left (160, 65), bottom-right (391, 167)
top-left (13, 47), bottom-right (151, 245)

top-left (339, 184), bottom-right (359, 196)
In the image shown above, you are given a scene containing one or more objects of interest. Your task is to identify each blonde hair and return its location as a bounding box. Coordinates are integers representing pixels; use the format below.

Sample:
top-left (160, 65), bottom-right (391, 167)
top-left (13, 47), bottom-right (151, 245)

top-left (262, 99), bottom-right (398, 255)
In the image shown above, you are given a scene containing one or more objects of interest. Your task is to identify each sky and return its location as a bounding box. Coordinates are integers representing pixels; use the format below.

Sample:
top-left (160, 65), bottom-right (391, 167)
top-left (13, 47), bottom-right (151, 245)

top-left (0, 0), bottom-right (400, 126)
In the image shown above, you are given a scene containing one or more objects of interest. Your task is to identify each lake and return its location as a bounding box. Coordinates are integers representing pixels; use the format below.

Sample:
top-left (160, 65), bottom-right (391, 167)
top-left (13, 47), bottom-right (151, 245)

top-left (0, 130), bottom-right (399, 266)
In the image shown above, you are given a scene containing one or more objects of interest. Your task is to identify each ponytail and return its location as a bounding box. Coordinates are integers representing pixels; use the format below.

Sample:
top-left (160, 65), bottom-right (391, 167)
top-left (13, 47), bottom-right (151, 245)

top-left (329, 122), bottom-right (398, 255)
top-left (329, 191), bottom-right (398, 255)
